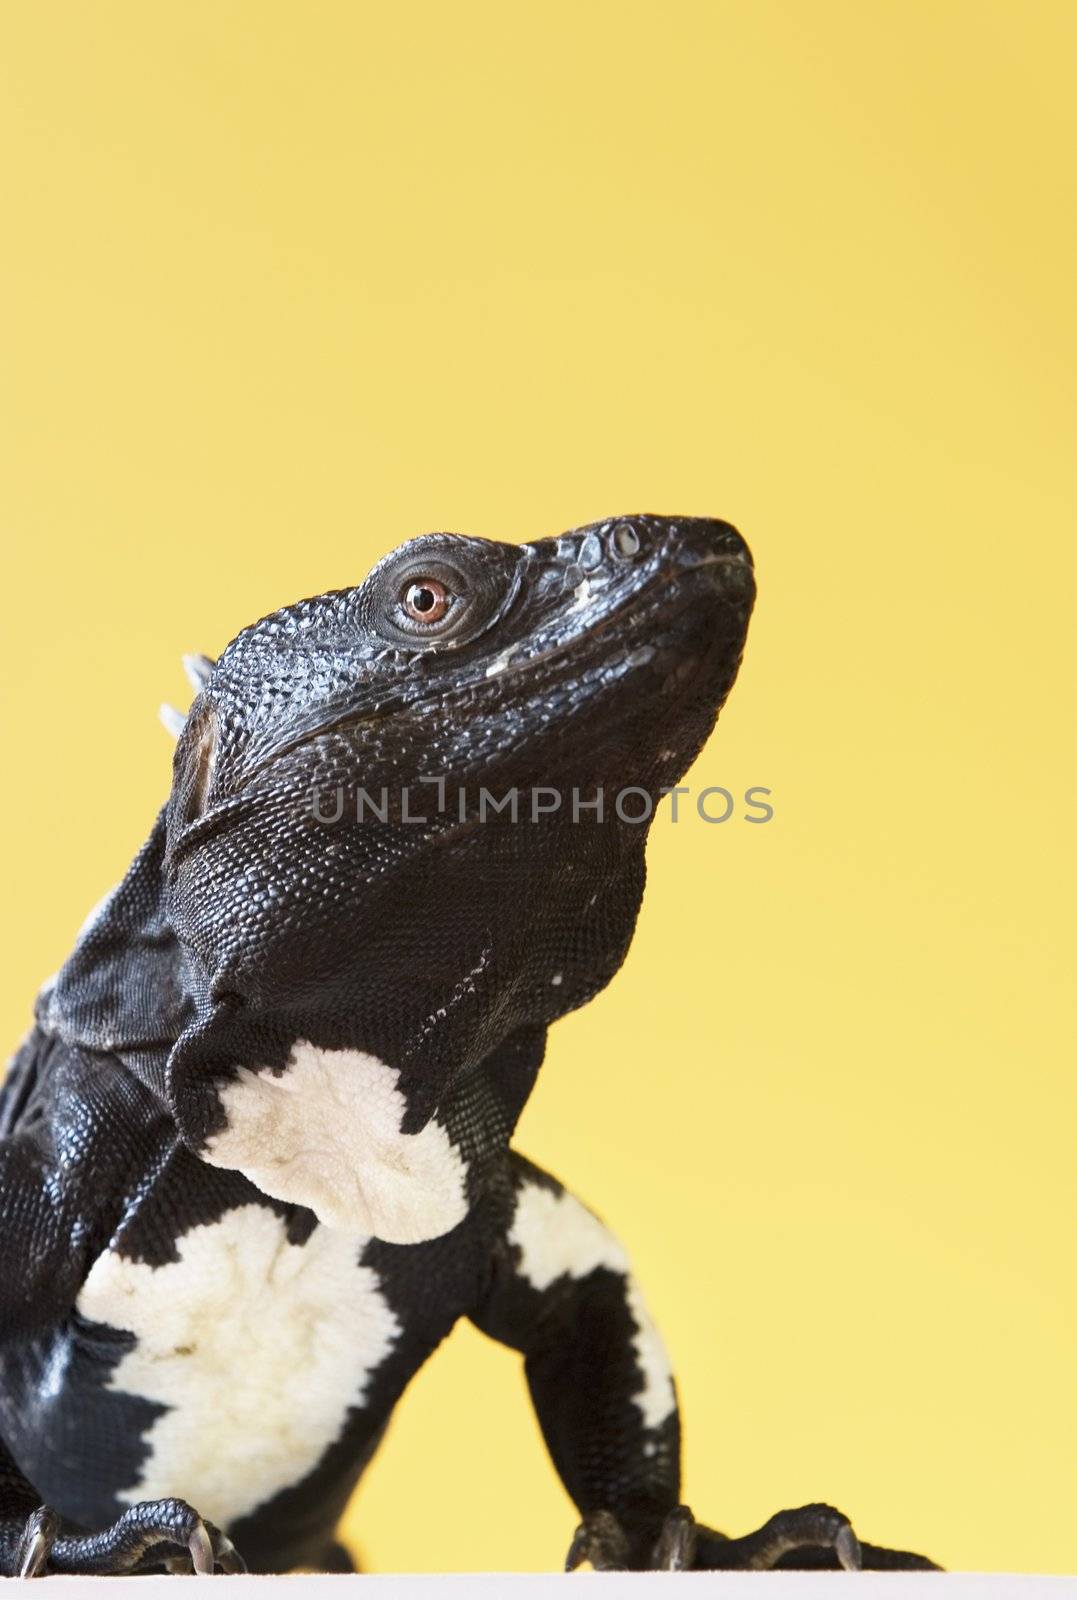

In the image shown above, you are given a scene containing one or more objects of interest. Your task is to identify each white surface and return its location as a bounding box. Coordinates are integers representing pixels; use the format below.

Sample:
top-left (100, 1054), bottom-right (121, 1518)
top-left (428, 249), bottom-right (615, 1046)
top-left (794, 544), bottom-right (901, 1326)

top-left (1, 1577), bottom-right (1073, 1595)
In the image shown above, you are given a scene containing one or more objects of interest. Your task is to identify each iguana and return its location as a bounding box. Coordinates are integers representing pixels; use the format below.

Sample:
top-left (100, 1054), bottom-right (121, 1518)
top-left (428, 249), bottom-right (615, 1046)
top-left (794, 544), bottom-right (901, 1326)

top-left (0, 515), bottom-right (936, 1574)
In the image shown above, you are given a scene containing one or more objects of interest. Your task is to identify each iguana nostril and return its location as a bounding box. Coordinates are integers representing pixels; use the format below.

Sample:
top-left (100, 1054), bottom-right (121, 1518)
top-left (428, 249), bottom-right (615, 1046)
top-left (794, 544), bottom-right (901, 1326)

top-left (611, 523), bottom-right (641, 559)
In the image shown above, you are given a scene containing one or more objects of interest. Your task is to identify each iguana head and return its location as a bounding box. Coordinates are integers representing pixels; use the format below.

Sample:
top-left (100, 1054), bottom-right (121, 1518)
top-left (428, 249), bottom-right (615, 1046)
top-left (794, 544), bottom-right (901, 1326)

top-left (158, 515), bottom-right (754, 1238)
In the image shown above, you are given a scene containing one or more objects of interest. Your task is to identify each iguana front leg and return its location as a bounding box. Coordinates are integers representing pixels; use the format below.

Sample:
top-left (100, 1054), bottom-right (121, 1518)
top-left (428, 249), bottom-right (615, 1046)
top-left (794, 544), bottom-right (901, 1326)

top-left (0, 1040), bottom-right (244, 1577)
top-left (472, 1152), bottom-right (682, 1569)
top-left (472, 1152), bottom-right (938, 1573)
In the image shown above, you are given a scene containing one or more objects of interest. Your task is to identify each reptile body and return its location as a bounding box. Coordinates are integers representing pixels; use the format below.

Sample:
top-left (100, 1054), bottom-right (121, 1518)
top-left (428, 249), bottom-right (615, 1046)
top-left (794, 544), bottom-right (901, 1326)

top-left (0, 515), bottom-right (935, 1574)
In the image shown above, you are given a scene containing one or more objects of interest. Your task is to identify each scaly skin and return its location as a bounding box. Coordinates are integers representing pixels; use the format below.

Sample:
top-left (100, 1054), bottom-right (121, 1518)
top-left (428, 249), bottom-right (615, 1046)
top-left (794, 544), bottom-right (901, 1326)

top-left (0, 515), bottom-right (936, 1573)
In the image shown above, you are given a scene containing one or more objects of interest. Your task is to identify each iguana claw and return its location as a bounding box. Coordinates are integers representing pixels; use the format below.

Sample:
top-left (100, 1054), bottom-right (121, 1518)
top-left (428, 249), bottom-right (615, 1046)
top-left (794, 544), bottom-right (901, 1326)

top-left (836, 1522), bottom-right (863, 1570)
top-left (652, 1505), bottom-right (698, 1570)
top-left (15, 1507), bottom-right (60, 1577)
top-left (188, 1521), bottom-right (215, 1574)
top-left (565, 1509), bottom-right (630, 1571)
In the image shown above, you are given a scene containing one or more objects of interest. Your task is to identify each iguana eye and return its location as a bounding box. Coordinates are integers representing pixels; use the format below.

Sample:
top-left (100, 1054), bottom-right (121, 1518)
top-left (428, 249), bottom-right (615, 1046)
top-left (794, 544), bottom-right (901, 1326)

top-left (369, 535), bottom-right (517, 648)
top-left (402, 578), bottom-right (450, 624)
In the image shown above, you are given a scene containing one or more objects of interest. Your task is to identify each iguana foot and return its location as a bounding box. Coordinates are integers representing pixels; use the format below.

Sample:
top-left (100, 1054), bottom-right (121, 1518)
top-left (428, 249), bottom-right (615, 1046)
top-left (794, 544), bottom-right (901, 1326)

top-left (695, 1503), bottom-right (939, 1571)
top-left (693, 1502), bottom-right (862, 1569)
top-left (12, 1499), bottom-right (245, 1577)
top-left (565, 1505), bottom-right (698, 1571)
top-left (566, 1502), bottom-right (939, 1572)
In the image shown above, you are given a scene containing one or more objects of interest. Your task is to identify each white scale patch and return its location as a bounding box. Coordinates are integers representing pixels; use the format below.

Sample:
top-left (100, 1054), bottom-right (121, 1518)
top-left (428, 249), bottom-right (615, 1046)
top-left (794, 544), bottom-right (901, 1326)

top-left (77, 1205), bottom-right (400, 1529)
top-left (203, 1042), bottom-right (469, 1244)
top-left (509, 1182), bottom-right (676, 1430)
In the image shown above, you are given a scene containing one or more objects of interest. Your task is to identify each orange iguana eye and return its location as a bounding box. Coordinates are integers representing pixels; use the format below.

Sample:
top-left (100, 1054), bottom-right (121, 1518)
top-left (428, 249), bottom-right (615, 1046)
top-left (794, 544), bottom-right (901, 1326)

top-left (402, 577), bottom-right (450, 624)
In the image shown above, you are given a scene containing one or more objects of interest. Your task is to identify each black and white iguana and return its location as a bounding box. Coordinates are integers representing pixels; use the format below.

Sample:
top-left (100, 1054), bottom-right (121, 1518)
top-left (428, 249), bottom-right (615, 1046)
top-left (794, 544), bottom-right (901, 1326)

top-left (0, 515), bottom-right (936, 1575)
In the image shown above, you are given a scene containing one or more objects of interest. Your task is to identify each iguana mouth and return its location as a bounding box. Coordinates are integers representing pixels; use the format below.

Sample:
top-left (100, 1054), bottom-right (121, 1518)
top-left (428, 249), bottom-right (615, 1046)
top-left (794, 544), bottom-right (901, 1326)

top-left (477, 547), bottom-right (753, 687)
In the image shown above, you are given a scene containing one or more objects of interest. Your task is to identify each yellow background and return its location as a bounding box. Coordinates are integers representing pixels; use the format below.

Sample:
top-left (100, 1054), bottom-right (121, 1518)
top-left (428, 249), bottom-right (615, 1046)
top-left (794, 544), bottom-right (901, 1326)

top-left (1, 0), bottom-right (1074, 1575)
